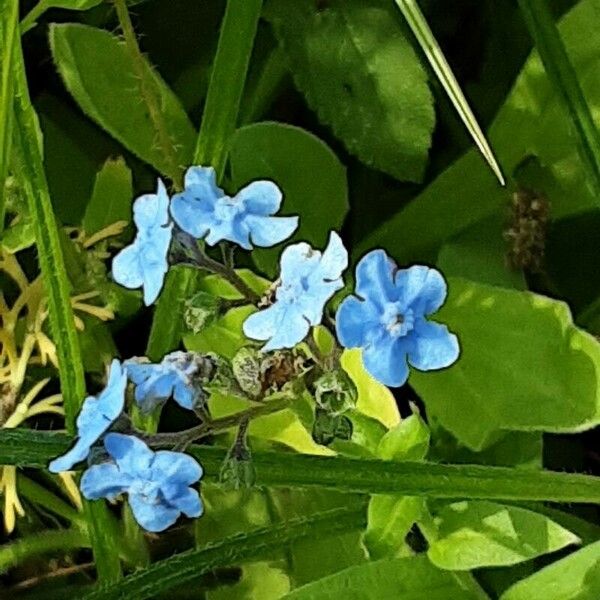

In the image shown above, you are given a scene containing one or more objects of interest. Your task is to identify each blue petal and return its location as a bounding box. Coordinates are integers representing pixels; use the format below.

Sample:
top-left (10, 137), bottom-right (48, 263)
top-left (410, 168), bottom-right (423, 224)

top-left (129, 492), bottom-right (180, 532)
top-left (50, 360), bottom-right (127, 472)
top-left (243, 304), bottom-right (284, 343)
top-left (112, 244), bottom-right (144, 290)
top-left (335, 296), bottom-right (380, 348)
top-left (184, 166), bottom-right (224, 199)
top-left (104, 434), bottom-right (154, 477)
top-left (170, 192), bottom-right (214, 238)
top-left (395, 266), bottom-right (447, 316)
top-left (355, 250), bottom-right (397, 307)
top-left (48, 439), bottom-right (94, 473)
top-left (124, 360), bottom-right (156, 386)
top-left (407, 320), bottom-right (460, 371)
top-left (279, 241), bottom-right (320, 284)
top-left (151, 451), bottom-right (203, 486)
top-left (315, 231), bottom-right (348, 281)
top-left (80, 463), bottom-right (131, 500)
top-left (140, 228), bottom-right (172, 306)
top-left (236, 180), bottom-right (282, 215)
top-left (132, 179), bottom-right (170, 230)
top-left (172, 379), bottom-right (195, 409)
top-left (245, 214), bottom-right (299, 247)
top-left (362, 334), bottom-right (409, 387)
top-left (263, 311), bottom-right (310, 351)
top-left (205, 217), bottom-right (251, 249)
top-left (162, 484), bottom-right (203, 517)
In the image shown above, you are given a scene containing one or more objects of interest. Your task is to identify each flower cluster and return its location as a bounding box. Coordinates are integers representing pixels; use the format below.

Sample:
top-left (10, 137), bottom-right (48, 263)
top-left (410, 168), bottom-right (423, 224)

top-left (112, 166), bottom-right (299, 305)
top-left (48, 163), bottom-right (460, 534)
top-left (49, 353), bottom-right (209, 532)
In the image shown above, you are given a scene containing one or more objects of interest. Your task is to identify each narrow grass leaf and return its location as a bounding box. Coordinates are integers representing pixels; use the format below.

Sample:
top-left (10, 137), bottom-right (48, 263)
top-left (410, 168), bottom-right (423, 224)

top-left (395, 0), bottom-right (504, 185)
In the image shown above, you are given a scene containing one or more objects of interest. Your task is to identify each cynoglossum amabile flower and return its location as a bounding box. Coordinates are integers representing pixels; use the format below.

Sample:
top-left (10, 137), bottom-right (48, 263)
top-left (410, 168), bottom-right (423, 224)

top-left (49, 359), bottom-right (127, 473)
top-left (124, 351), bottom-right (215, 412)
top-left (243, 231), bottom-right (348, 351)
top-left (80, 433), bottom-right (203, 532)
top-left (112, 179), bottom-right (173, 305)
top-left (335, 250), bottom-right (459, 387)
top-left (170, 166), bottom-right (298, 250)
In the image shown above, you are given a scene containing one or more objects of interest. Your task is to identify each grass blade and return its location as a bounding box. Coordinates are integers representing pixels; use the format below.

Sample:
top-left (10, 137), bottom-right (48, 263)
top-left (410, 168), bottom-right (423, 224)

top-left (0, 528), bottom-right (90, 574)
top-left (518, 0), bottom-right (600, 196)
top-left (12, 33), bottom-right (122, 584)
top-left (83, 503), bottom-right (367, 600)
top-left (0, 0), bottom-right (18, 231)
top-left (395, 0), bottom-right (505, 185)
top-left (142, 0), bottom-right (264, 430)
top-left (2, 430), bottom-right (600, 504)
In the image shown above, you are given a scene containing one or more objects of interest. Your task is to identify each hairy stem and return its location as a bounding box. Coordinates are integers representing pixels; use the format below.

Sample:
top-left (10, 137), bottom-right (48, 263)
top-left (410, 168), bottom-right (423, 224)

top-left (143, 397), bottom-right (290, 449)
top-left (113, 0), bottom-right (183, 187)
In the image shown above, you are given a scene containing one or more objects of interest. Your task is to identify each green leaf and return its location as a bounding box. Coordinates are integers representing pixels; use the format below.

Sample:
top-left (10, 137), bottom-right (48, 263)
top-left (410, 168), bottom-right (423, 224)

top-left (82, 157), bottom-right (132, 236)
top-left (501, 540), bottom-right (600, 600)
top-left (49, 23), bottom-right (196, 178)
top-left (340, 349), bottom-right (400, 430)
top-left (428, 501), bottom-right (579, 570)
top-left (208, 562), bottom-right (291, 600)
top-left (437, 214), bottom-right (526, 289)
top-left (363, 415), bottom-right (430, 559)
top-left (265, 0), bottom-right (434, 182)
top-left (230, 122), bottom-right (348, 276)
top-left (0, 217), bottom-right (35, 252)
top-left (394, 0), bottom-right (504, 184)
top-left (377, 414), bottom-right (430, 462)
top-left (430, 428), bottom-right (543, 470)
top-left (268, 489), bottom-right (366, 586)
top-left (82, 504), bottom-right (367, 600)
top-left (411, 278), bottom-right (600, 450)
top-left (185, 305), bottom-right (256, 360)
top-left (359, 0), bottom-right (600, 263)
top-left (282, 555), bottom-right (482, 600)
top-left (517, 0), bottom-right (600, 197)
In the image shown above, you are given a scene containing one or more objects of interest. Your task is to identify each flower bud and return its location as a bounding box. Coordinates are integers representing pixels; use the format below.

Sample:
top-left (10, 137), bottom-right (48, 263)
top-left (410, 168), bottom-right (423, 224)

top-left (314, 369), bottom-right (357, 416)
top-left (231, 347), bottom-right (263, 397)
top-left (312, 408), bottom-right (353, 447)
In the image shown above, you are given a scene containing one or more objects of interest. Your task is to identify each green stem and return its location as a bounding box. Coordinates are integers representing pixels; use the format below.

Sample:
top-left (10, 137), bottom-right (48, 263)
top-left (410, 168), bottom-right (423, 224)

top-left (194, 0), bottom-right (263, 175)
top-left (0, 528), bottom-right (90, 574)
top-left (82, 503), bottom-right (367, 600)
top-left (518, 0), bottom-right (600, 197)
top-left (144, 397), bottom-right (290, 448)
top-left (113, 0), bottom-right (183, 187)
top-left (18, 475), bottom-right (84, 526)
top-left (12, 30), bottom-right (122, 585)
top-left (3, 429), bottom-right (600, 505)
top-left (0, 0), bottom-right (18, 232)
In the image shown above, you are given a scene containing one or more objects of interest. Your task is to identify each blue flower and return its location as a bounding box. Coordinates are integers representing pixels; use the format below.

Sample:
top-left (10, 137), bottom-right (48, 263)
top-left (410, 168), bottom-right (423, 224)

top-left (243, 232), bottom-right (348, 351)
top-left (49, 360), bottom-right (127, 473)
top-left (112, 180), bottom-right (173, 305)
top-left (335, 251), bottom-right (459, 387)
top-left (124, 351), bottom-right (212, 412)
top-left (80, 433), bottom-right (203, 532)
top-left (170, 166), bottom-right (298, 250)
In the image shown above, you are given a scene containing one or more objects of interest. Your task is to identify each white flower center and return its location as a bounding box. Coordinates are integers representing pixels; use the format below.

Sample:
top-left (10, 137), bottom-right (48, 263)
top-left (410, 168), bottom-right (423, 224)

top-left (381, 302), bottom-right (414, 338)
